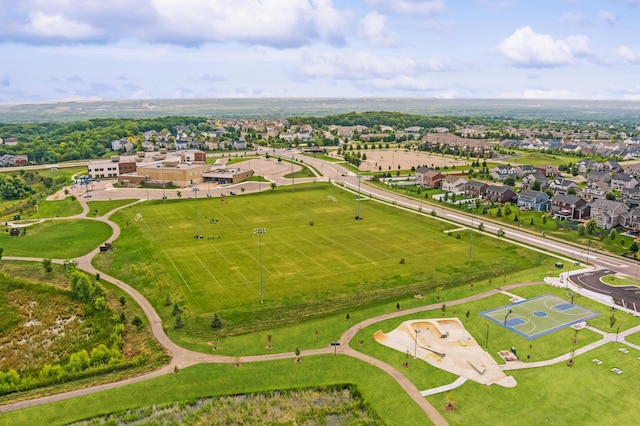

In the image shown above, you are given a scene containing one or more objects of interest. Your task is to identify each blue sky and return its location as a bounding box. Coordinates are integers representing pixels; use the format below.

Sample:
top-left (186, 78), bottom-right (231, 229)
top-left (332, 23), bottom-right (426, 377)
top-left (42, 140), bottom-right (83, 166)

top-left (1, 0), bottom-right (640, 103)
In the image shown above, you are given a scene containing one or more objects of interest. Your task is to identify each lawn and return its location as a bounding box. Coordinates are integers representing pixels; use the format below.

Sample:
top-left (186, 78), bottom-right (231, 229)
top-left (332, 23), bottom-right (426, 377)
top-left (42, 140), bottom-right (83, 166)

top-left (501, 150), bottom-right (578, 167)
top-left (429, 342), bottom-right (640, 425)
top-left (86, 199), bottom-right (137, 217)
top-left (0, 356), bottom-right (430, 426)
top-left (28, 198), bottom-right (83, 219)
top-left (0, 219), bottom-right (113, 258)
top-left (93, 183), bottom-right (553, 343)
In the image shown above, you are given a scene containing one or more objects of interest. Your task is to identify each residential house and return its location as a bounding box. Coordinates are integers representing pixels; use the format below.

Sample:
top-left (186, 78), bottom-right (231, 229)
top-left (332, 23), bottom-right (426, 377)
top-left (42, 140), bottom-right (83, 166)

top-left (536, 164), bottom-right (562, 178)
top-left (576, 159), bottom-right (601, 174)
top-left (601, 160), bottom-right (622, 173)
top-left (464, 180), bottom-right (488, 198)
top-left (490, 165), bottom-right (516, 181)
top-left (3, 137), bottom-right (18, 146)
top-left (515, 165), bottom-right (537, 178)
top-left (517, 189), bottom-right (550, 211)
top-left (622, 188), bottom-right (640, 209)
top-left (624, 163), bottom-right (640, 178)
top-left (580, 181), bottom-right (610, 202)
top-left (0, 154), bottom-right (28, 167)
top-left (12, 155), bottom-right (28, 166)
top-left (610, 173), bottom-right (638, 191)
top-left (521, 171), bottom-right (548, 191)
top-left (419, 170), bottom-right (445, 188)
top-left (586, 171), bottom-right (612, 185)
top-left (549, 177), bottom-right (579, 195)
top-left (588, 199), bottom-right (628, 229)
top-left (111, 139), bottom-right (123, 151)
top-left (550, 194), bottom-right (588, 220)
top-left (484, 185), bottom-right (517, 203)
top-left (625, 207), bottom-right (640, 231)
top-left (441, 175), bottom-right (467, 195)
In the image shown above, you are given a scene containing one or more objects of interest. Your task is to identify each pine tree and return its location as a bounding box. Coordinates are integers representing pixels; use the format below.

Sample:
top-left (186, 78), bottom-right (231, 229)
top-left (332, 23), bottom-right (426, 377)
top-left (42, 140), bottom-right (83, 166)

top-left (211, 313), bottom-right (223, 330)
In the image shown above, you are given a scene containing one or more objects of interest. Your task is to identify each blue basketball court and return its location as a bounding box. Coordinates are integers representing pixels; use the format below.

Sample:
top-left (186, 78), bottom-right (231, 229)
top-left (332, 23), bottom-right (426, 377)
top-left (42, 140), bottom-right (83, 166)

top-left (480, 294), bottom-right (600, 340)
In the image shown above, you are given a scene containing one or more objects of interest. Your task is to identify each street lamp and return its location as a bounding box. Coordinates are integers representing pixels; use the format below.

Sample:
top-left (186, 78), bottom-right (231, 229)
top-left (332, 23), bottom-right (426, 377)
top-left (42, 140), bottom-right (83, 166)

top-left (414, 329), bottom-right (421, 359)
top-left (192, 185), bottom-right (200, 238)
top-left (254, 227), bottom-right (266, 304)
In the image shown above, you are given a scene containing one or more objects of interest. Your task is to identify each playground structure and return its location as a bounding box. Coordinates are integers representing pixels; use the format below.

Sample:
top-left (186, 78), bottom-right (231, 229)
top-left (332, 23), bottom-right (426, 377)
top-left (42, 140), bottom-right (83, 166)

top-left (374, 318), bottom-right (516, 387)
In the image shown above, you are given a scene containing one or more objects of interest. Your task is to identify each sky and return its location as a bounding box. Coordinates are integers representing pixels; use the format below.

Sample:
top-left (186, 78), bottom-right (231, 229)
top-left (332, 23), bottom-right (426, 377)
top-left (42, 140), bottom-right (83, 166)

top-left (1, 0), bottom-right (640, 104)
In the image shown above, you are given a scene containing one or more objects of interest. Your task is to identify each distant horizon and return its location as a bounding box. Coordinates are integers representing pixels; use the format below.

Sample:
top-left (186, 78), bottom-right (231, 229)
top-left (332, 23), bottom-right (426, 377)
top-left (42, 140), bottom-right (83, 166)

top-left (4, 95), bottom-right (640, 108)
top-left (1, 97), bottom-right (639, 124)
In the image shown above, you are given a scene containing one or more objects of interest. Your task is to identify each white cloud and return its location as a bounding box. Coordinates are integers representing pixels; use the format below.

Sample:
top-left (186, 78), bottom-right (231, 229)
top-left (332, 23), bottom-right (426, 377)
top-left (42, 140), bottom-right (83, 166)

top-left (617, 46), bottom-right (640, 63)
top-left (25, 12), bottom-right (99, 40)
top-left (359, 12), bottom-right (397, 46)
top-left (0, 0), bottom-right (353, 48)
top-left (498, 26), bottom-right (591, 68)
top-left (365, 0), bottom-right (445, 15)
top-left (293, 50), bottom-right (459, 82)
top-left (598, 10), bottom-right (617, 26)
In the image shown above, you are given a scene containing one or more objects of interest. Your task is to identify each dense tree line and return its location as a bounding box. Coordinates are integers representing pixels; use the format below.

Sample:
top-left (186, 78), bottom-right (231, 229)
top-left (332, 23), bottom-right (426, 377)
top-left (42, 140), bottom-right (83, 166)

top-left (0, 116), bottom-right (205, 164)
top-left (288, 111), bottom-right (478, 131)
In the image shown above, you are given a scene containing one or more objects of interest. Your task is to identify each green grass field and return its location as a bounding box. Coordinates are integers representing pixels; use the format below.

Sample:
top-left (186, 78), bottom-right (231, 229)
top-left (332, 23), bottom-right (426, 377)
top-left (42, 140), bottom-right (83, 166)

top-left (0, 219), bottom-right (113, 258)
top-left (429, 342), bottom-right (640, 425)
top-left (0, 356), bottom-right (430, 426)
top-left (93, 183), bottom-right (553, 343)
top-left (86, 199), bottom-right (137, 217)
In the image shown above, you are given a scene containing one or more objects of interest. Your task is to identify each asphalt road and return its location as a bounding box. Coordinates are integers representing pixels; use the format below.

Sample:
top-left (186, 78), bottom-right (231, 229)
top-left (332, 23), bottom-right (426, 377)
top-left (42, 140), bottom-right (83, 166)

top-left (571, 269), bottom-right (640, 312)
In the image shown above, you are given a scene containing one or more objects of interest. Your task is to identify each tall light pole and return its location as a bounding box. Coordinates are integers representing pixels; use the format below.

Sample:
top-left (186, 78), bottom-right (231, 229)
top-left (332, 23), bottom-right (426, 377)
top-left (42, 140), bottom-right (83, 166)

top-left (413, 329), bottom-right (421, 359)
top-left (291, 155), bottom-right (294, 192)
top-left (254, 227), bottom-right (266, 303)
top-left (356, 174), bottom-right (362, 219)
top-left (485, 323), bottom-right (489, 350)
top-left (192, 185), bottom-right (200, 238)
top-left (468, 203), bottom-right (474, 265)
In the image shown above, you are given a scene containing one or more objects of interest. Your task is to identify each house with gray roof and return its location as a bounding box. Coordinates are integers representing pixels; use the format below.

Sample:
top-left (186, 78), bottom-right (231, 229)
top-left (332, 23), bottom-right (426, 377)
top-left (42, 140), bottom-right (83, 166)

top-left (464, 180), bottom-right (488, 198)
top-left (517, 189), bottom-right (550, 211)
top-left (490, 165), bottom-right (516, 181)
top-left (580, 181), bottom-right (610, 202)
top-left (521, 171), bottom-right (548, 191)
top-left (550, 194), bottom-right (588, 220)
top-left (549, 177), bottom-right (579, 195)
top-left (485, 185), bottom-right (516, 203)
top-left (441, 175), bottom-right (467, 195)
top-left (588, 199), bottom-right (628, 229)
top-left (610, 173), bottom-right (638, 191)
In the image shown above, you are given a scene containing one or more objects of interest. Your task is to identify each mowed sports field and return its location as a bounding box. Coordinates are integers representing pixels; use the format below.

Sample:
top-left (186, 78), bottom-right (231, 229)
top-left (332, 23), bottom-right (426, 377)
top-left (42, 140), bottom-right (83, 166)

top-left (97, 183), bottom-right (552, 336)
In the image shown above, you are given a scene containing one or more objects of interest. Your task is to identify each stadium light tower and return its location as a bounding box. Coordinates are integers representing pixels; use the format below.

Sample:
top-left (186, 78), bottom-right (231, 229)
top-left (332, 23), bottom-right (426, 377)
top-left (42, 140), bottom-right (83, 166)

top-left (254, 227), bottom-right (267, 303)
top-left (192, 185), bottom-right (200, 238)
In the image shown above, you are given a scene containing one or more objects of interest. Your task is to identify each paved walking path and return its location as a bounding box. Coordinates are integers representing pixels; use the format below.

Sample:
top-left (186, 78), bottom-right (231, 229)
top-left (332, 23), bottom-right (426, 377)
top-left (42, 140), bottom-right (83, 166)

top-left (2, 195), bottom-right (640, 425)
